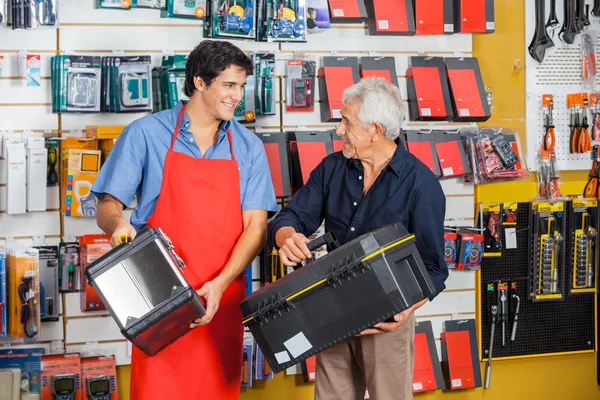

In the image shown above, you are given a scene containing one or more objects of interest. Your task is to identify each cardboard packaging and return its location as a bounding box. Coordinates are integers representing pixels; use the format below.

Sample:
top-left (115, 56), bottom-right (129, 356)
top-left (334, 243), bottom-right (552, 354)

top-left (41, 353), bottom-right (83, 400)
top-left (26, 137), bottom-right (48, 212)
top-left (319, 56), bottom-right (360, 122)
top-left (79, 235), bottom-right (111, 312)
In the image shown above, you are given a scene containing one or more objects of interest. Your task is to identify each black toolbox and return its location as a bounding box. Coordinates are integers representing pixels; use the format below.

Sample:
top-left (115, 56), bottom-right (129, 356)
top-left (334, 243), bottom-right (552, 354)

top-left (240, 223), bottom-right (435, 373)
top-left (84, 227), bottom-right (206, 357)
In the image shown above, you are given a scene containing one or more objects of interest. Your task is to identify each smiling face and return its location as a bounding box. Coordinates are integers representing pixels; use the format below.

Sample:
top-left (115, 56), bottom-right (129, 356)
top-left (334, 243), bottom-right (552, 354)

top-left (335, 99), bottom-right (374, 159)
top-left (194, 65), bottom-right (247, 121)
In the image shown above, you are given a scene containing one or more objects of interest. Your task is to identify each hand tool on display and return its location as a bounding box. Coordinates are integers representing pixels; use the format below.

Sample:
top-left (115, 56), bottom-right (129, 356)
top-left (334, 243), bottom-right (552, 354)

top-left (538, 150), bottom-right (561, 199)
top-left (529, 0), bottom-right (554, 63)
top-left (484, 212), bottom-right (501, 252)
top-left (593, 0), bottom-right (600, 17)
top-left (552, 220), bottom-right (563, 294)
top-left (543, 95), bottom-right (556, 151)
top-left (546, 0), bottom-right (560, 37)
top-left (586, 220), bottom-right (597, 288)
top-left (539, 217), bottom-right (557, 295)
top-left (560, 0), bottom-right (579, 44)
top-left (509, 281), bottom-right (520, 341)
top-left (584, 158), bottom-right (600, 198)
top-left (576, 0), bottom-right (588, 30)
top-left (574, 213), bottom-right (590, 289)
top-left (498, 282), bottom-right (508, 346)
top-left (484, 305), bottom-right (497, 390)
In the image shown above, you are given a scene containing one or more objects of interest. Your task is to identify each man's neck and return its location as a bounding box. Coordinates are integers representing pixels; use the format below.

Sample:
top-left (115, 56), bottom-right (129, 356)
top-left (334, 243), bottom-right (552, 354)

top-left (185, 96), bottom-right (221, 137)
top-left (360, 140), bottom-right (397, 176)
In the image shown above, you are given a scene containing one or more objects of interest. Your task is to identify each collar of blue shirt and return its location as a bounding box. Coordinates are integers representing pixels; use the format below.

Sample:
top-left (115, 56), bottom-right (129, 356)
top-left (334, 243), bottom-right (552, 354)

top-left (173, 100), bottom-right (232, 137)
top-left (348, 139), bottom-right (406, 177)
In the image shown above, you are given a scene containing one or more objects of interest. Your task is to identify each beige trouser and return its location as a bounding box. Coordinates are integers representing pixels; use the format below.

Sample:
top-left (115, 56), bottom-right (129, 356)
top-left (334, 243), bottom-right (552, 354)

top-left (314, 314), bottom-right (415, 400)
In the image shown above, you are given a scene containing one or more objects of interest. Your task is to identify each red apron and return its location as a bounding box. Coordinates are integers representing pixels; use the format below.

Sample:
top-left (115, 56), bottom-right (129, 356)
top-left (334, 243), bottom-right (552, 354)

top-left (130, 104), bottom-right (245, 400)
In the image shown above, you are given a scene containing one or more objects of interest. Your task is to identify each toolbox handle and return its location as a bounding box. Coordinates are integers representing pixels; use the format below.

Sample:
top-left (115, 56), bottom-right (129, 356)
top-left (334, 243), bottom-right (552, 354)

top-left (307, 231), bottom-right (340, 252)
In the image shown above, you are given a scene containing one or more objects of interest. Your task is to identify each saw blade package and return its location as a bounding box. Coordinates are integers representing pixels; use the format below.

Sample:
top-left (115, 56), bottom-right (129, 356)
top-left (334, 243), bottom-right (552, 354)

top-left (11, 0), bottom-right (58, 29)
top-left (85, 227), bottom-right (206, 357)
top-left (162, 0), bottom-right (206, 19)
top-left (204, 0), bottom-right (256, 39)
top-left (51, 55), bottom-right (102, 113)
top-left (101, 56), bottom-right (153, 113)
top-left (241, 223), bottom-right (435, 373)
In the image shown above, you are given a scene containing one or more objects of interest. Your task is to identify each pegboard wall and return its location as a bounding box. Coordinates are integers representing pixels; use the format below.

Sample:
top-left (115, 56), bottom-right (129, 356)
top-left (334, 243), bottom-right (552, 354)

top-left (0, 0), bottom-right (477, 368)
top-left (480, 202), bottom-right (595, 360)
top-left (526, 0), bottom-right (600, 171)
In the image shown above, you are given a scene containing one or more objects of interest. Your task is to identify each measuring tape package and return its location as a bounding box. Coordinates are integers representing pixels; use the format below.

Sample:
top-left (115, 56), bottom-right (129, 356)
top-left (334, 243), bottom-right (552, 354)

top-left (162, 0), bottom-right (206, 18)
top-left (241, 222), bottom-right (435, 373)
top-left (101, 55), bottom-right (153, 113)
top-left (84, 227), bottom-right (206, 357)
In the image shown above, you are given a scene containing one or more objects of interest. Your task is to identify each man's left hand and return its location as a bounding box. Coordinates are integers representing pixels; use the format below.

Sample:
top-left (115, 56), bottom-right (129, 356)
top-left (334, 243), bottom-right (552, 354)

top-left (190, 276), bottom-right (228, 328)
top-left (358, 298), bottom-right (428, 336)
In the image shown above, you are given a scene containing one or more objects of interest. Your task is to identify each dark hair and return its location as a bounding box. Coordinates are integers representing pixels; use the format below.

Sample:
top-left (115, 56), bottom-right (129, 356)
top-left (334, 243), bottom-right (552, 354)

top-left (184, 40), bottom-right (253, 97)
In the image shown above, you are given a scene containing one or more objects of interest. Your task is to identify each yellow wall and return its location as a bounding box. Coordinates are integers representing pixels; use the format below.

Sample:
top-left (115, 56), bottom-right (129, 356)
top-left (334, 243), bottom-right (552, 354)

top-left (113, 1), bottom-right (600, 398)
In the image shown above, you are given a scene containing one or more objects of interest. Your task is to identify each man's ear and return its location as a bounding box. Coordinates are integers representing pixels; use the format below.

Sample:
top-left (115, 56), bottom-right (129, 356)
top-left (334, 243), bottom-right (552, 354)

top-left (371, 122), bottom-right (384, 142)
top-left (194, 76), bottom-right (206, 92)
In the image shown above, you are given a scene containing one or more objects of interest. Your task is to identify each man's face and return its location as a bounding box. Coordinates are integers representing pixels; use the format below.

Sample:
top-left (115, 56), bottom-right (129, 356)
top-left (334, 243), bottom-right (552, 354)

top-left (335, 100), bottom-right (372, 159)
top-left (196, 65), bottom-right (247, 121)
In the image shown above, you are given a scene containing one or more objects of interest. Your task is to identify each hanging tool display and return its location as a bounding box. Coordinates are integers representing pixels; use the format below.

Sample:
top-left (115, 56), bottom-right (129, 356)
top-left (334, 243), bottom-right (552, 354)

top-left (529, 0), bottom-right (554, 62)
top-left (590, 94), bottom-right (600, 142)
top-left (480, 203), bottom-right (503, 255)
top-left (568, 93), bottom-right (591, 154)
top-left (570, 199), bottom-right (598, 293)
top-left (593, 0), bottom-right (600, 17)
top-left (531, 201), bottom-right (566, 302)
top-left (560, 0), bottom-right (579, 44)
top-left (546, 0), bottom-right (560, 37)
top-left (484, 303), bottom-right (497, 390)
top-left (509, 281), bottom-right (520, 341)
top-left (537, 150), bottom-right (562, 199)
top-left (497, 281), bottom-right (509, 346)
top-left (585, 156), bottom-right (600, 198)
top-left (581, 30), bottom-right (597, 90)
top-left (543, 94), bottom-right (556, 151)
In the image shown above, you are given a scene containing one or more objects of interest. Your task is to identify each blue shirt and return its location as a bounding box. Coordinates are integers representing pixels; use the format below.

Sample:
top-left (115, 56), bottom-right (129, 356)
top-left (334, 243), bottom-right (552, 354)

top-left (267, 143), bottom-right (448, 297)
top-left (92, 101), bottom-right (278, 231)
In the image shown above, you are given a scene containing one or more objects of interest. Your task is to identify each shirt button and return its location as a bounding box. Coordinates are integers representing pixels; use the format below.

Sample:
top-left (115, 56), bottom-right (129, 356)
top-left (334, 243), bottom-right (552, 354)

top-left (189, 138), bottom-right (193, 142)
top-left (351, 227), bottom-right (355, 232)
top-left (358, 176), bottom-right (363, 180)
top-left (353, 202), bottom-right (357, 206)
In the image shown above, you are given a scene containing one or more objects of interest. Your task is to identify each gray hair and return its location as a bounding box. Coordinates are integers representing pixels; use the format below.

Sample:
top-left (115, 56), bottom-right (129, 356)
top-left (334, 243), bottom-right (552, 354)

top-left (341, 77), bottom-right (406, 140)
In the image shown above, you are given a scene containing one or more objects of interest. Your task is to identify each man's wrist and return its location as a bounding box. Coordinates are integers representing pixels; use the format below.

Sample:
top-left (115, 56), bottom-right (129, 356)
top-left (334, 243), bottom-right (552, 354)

top-left (275, 226), bottom-right (296, 248)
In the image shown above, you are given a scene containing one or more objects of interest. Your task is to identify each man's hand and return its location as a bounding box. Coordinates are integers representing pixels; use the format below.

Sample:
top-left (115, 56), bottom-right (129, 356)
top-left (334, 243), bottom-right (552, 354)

top-left (190, 276), bottom-right (228, 328)
top-left (358, 298), bottom-right (428, 336)
top-left (110, 222), bottom-right (137, 247)
top-left (276, 227), bottom-right (312, 266)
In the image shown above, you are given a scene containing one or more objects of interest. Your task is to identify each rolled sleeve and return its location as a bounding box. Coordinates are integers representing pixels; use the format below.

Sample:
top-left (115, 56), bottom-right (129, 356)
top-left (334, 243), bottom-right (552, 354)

top-left (410, 178), bottom-right (448, 299)
top-left (267, 161), bottom-right (325, 248)
top-left (91, 123), bottom-right (146, 208)
top-left (241, 139), bottom-right (278, 214)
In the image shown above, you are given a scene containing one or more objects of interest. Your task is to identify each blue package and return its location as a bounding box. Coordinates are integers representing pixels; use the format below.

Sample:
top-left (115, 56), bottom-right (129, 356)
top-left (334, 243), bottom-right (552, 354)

top-left (0, 347), bottom-right (45, 393)
top-left (307, 0), bottom-right (330, 30)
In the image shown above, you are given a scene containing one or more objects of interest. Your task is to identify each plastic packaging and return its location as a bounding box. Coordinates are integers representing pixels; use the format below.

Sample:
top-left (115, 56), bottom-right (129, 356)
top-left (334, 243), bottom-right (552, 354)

top-left (582, 30), bottom-right (597, 90)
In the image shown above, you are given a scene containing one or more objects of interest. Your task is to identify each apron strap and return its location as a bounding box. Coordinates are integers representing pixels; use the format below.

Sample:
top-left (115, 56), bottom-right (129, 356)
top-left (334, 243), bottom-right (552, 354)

top-left (170, 104), bottom-right (186, 151)
top-left (226, 129), bottom-right (236, 162)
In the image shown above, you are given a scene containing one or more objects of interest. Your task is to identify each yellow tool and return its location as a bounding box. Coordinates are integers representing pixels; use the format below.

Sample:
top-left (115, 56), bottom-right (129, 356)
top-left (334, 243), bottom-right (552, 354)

top-left (118, 234), bottom-right (131, 244)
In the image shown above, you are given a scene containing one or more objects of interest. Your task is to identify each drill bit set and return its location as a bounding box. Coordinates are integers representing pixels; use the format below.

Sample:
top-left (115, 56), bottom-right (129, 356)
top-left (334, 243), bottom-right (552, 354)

top-left (531, 201), bottom-right (566, 302)
top-left (570, 199), bottom-right (598, 293)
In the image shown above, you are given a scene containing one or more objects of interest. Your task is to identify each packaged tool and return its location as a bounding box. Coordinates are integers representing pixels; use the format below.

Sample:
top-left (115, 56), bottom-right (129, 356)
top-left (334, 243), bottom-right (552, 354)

top-left (509, 280), bottom-right (520, 342)
top-left (102, 56), bottom-right (153, 113)
top-left (537, 148), bottom-right (562, 200)
top-left (235, 74), bottom-right (255, 123)
top-left (62, 149), bottom-right (102, 218)
top-left (255, 344), bottom-right (274, 381)
top-left (162, 0), bottom-right (206, 18)
top-left (255, 132), bottom-right (291, 198)
top-left (569, 198), bottom-right (598, 293)
top-left (406, 56), bottom-right (453, 121)
top-left (412, 320), bottom-right (444, 392)
top-left (444, 231), bottom-right (458, 269)
top-left (478, 203), bottom-right (502, 256)
top-left (41, 353), bottom-right (82, 400)
top-left (51, 55), bottom-right (103, 113)
top-left (133, 0), bottom-right (166, 7)
top-left (455, 231), bottom-right (484, 270)
top-left (241, 332), bottom-right (254, 387)
top-left (204, 0), bottom-right (256, 39)
top-left (327, 0), bottom-right (367, 22)
top-left (85, 227), bottom-right (206, 356)
top-left (286, 59), bottom-right (316, 112)
top-left (6, 246), bottom-right (41, 342)
top-left (79, 235), bottom-right (112, 312)
top-left (0, 368), bottom-right (19, 400)
top-left (590, 93), bottom-right (600, 143)
top-left (530, 200), bottom-right (566, 302)
top-left (567, 92), bottom-right (591, 154)
top-left (445, 57), bottom-right (491, 122)
top-left (468, 128), bottom-right (529, 184)
top-left (265, 0), bottom-right (307, 41)
top-left (433, 130), bottom-right (471, 179)
top-left (359, 56), bottom-right (398, 86)
top-left (241, 223), bottom-right (435, 373)
top-left (156, 54), bottom-right (188, 111)
top-left (81, 356), bottom-right (118, 400)
top-left (319, 56), bottom-right (360, 122)
top-left (0, 348), bottom-right (44, 395)
top-left (96, 0), bottom-right (132, 8)
top-left (364, 0), bottom-right (415, 35)
top-left (440, 319), bottom-right (481, 389)
top-left (581, 30), bottom-right (597, 90)
top-left (300, 355), bottom-right (316, 383)
top-left (59, 241), bottom-right (81, 292)
top-left (254, 53), bottom-right (276, 116)
top-left (414, 0), bottom-right (453, 35)
top-left (11, 0), bottom-right (58, 29)
top-left (542, 94), bottom-right (556, 152)
top-left (35, 245), bottom-right (60, 322)
top-left (453, 0), bottom-right (494, 34)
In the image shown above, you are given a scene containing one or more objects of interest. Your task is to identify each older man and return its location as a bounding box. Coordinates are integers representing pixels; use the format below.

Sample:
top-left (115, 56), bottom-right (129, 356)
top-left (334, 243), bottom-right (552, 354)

top-left (267, 77), bottom-right (448, 400)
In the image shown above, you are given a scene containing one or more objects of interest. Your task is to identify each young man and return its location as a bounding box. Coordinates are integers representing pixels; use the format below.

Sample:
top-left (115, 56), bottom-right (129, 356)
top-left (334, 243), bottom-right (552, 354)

top-left (92, 40), bottom-right (277, 400)
top-left (268, 78), bottom-right (448, 400)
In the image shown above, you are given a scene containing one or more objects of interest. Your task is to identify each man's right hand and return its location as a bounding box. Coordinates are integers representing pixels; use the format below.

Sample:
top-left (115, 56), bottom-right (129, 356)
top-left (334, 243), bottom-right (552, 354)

top-left (275, 227), bottom-right (312, 266)
top-left (110, 222), bottom-right (137, 247)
